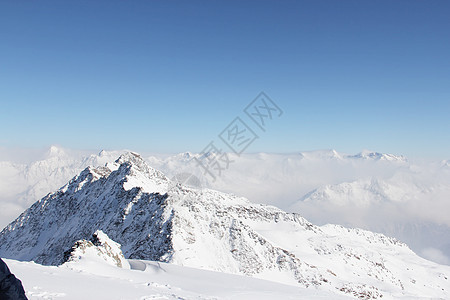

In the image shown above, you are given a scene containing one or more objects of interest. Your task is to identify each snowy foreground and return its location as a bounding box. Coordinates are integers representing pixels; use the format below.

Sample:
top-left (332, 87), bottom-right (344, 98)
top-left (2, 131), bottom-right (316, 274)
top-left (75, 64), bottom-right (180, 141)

top-left (6, 258), bottom-right (349, 300)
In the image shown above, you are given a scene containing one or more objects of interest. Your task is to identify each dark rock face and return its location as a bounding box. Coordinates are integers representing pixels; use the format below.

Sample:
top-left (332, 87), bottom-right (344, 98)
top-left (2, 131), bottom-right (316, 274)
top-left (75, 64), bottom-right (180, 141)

top-left (0, 258), bottom-right (27, 300)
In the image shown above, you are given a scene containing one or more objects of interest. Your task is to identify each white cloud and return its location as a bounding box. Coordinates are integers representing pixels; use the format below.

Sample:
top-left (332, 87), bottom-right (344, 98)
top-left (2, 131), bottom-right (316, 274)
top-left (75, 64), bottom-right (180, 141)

top-left (421, 248), bottom-right (450, 265)
top-left (0, 201), bottom-right (25, 229)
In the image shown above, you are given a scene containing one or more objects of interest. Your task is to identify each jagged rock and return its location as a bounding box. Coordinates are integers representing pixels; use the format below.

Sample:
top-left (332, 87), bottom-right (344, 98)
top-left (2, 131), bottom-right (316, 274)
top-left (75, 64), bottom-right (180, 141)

top-left (63, 230), bottom-right (129, 268)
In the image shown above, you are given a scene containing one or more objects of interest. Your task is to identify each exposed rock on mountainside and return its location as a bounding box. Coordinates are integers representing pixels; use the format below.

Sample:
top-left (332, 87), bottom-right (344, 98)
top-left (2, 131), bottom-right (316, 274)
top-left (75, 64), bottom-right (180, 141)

top-left (63, 230), bottom-right (129, 268)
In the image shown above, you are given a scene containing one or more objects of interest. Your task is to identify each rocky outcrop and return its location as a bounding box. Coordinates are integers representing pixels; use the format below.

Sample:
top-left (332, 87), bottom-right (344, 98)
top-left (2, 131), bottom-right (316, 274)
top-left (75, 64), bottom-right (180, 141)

top-left (63, 230), bottom-right (129, 268)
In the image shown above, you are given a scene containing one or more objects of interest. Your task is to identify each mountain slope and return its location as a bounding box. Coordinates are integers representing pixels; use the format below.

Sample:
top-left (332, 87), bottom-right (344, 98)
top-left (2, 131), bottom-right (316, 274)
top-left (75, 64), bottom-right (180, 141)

top-left (0, 152), bottom-right (449, 299)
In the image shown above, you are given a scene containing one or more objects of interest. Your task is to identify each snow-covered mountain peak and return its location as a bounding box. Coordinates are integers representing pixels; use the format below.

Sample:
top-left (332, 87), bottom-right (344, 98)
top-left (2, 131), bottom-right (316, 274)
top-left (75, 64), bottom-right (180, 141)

top-left (98, 149), bottom-right (108, 157)
top-left (175, 152), bottom-right (193, 160)
top-left (115, 151), bottom-right (146, 166)
top-left (299, 177), bottom-right (402, 207)
top-left (115, 151), bottom-right (165, 176)
top-left (57, 152), bottom-right (170, 198)
top-left (114, 152), bottom-right (169, 194)
top-left (349, 150), bottom-right (407, 162)
top-left (46, 145), bottom-right (67, 158)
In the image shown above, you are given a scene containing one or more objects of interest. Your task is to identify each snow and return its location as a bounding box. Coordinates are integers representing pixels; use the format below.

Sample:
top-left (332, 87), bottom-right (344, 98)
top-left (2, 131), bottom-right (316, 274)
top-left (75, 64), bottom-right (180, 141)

top-left (1, 152), bottom-right (449, 299)
top-left (6, 258), bottom-right (351, 300)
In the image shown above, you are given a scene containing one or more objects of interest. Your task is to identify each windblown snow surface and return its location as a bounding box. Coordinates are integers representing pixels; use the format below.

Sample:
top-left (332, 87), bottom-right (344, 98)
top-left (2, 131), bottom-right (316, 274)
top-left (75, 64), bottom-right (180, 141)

top-left (6, 258), bottom-right (351, 300)
top-left (1, 152), bottom-right (449, 299)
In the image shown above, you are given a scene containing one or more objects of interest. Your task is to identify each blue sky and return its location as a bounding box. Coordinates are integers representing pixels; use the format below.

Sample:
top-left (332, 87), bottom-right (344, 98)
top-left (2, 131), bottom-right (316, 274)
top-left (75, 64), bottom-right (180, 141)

top-left (0, 1), bottom-right (449, 158)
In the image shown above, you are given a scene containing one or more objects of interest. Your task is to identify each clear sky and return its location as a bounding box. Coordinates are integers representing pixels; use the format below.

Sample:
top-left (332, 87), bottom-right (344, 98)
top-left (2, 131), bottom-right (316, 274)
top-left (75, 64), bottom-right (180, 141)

top-left (1, 1), bottom-right (449, 159)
